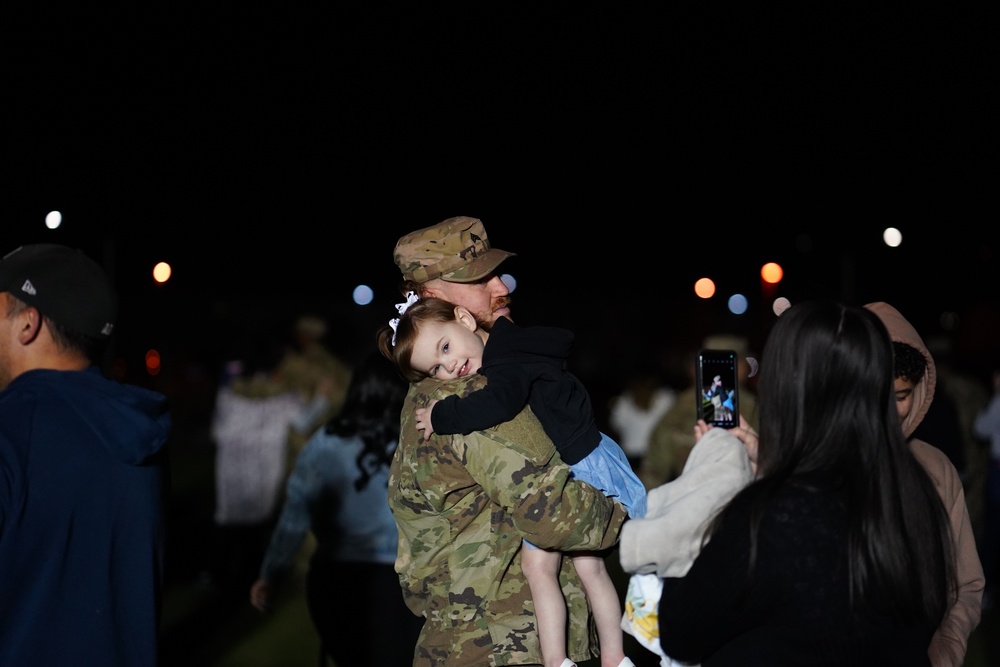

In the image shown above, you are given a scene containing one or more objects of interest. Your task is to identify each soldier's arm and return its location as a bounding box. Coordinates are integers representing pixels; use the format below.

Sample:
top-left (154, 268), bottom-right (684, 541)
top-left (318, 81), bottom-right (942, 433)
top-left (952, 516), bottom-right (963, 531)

top-left (457, 405), bottom-right (628, 551)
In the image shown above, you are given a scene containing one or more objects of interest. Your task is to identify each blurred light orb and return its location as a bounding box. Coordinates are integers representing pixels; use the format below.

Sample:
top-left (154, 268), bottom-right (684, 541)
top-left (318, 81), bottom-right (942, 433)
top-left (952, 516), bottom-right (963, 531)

top-left (773, 296), bottom-right (792, 316)
top-left (761, 262), bottom-right (783, 284)
top-left (45, 210), bottom-right (62, 229)
top-left (153, 262), bottom-right (172, 283)
top-left (728, 293), bottom-right (748, 314)
top-left (883, 227), bottom-right (903, 247)
top-left (353, 284), bottom-right (374, 305)
top-left (694, 277), bottom-right (716, 299)
top-left (145, 349), bottom-right (161, 376)
top-left (501, 273), bottom-right (517, 293)
top-left (746, 356), bottom-right (759, 377)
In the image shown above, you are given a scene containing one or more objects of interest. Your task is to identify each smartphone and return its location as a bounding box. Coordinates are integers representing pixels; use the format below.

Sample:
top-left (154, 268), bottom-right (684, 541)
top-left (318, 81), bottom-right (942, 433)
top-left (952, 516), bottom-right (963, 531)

top-left (696, 348), bottom-right (740, 428)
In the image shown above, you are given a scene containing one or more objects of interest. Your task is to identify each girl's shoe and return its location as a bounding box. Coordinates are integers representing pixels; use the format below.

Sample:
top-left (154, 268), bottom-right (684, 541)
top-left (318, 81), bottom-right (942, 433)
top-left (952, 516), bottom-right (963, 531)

top-left (558, 660), bottom-right (577, 667)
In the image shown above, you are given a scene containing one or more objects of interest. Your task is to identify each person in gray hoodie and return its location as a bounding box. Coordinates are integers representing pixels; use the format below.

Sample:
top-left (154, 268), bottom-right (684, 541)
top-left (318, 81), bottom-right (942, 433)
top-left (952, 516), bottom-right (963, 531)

top-left (865, 301), bottom-right (984, 667)
top-left (0, 244), bottom-right (172, 667)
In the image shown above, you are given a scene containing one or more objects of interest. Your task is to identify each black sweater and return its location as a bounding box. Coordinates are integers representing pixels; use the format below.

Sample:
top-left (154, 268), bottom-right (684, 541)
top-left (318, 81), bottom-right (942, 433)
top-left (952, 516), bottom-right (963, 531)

top-left (659, 482), bottom-right (935, 666)
top-left (431, 316), bottom-right (600, 465)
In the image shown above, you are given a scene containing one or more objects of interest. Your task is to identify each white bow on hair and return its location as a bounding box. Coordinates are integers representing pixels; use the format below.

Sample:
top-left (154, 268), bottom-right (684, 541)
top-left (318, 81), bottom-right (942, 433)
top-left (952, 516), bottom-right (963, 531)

top-left (389, 291), bottom-right (420, 347)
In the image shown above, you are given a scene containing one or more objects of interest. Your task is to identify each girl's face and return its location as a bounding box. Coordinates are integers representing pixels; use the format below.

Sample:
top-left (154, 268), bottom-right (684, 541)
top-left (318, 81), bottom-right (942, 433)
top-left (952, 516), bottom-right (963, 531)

top-left (409, 307), bottom-right (486, 380)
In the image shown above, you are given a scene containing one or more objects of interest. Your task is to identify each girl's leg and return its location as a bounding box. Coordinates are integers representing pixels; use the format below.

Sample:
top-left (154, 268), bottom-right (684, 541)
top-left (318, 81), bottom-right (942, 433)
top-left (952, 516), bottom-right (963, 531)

top-left (521, 544), bottom-right (569, 667)
top-left (572, 553), bottom-right (627, 667)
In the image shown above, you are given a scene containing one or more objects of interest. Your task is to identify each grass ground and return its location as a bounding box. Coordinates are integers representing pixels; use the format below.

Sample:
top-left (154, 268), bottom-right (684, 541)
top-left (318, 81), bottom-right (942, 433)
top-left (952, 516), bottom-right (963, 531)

top-left (160, 546), bottom-right (998, 667)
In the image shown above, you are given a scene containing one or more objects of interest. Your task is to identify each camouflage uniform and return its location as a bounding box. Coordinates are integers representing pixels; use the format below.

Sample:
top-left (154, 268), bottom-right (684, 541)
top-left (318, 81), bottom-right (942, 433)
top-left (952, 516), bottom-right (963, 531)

top-left (642, 334), bottom-right (758, 491)
top-left (390, 373), bottom-right (629, 667)
top-left (641, 386), bottom-right (758, 490)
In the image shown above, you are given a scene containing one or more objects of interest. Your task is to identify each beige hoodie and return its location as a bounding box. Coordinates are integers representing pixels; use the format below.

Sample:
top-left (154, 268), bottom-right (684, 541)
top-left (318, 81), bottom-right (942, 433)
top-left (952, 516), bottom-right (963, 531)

top-left (865, 301), bottom-right (985, 667)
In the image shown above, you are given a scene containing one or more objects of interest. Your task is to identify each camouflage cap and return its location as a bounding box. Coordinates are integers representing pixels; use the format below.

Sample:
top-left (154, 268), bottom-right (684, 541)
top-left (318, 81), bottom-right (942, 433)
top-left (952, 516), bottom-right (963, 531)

top-left (394, 216), bottom-right (516, 284)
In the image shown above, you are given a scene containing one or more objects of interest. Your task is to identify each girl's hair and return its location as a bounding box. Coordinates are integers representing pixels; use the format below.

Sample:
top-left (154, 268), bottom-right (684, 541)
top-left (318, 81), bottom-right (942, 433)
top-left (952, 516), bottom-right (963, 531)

top-left (712, 299), bottom-right (953, 626)
top-left (376, 297), bottom-right (460, 383)
top-left (325, 350), bottom-right (408, 491)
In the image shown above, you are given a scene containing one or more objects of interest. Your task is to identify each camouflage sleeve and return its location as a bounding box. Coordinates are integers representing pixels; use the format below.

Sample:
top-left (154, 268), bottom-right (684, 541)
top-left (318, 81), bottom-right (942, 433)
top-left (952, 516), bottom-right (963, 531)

top-left (393, 376), bottom-right (616, 665)
top-left (457, 401), bottom-right (628, 552)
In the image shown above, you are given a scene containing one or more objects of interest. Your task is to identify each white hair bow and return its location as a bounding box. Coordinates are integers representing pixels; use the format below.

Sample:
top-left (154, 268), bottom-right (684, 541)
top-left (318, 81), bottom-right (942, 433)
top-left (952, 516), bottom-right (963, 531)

top-left (389, 291), bottom-right (420, 347)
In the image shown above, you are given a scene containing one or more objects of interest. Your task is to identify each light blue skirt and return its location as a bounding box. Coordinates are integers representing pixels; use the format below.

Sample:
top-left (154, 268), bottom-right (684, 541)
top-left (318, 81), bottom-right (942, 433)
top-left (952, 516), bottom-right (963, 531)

top-left (523, 433), bottom-right (647, 551)
top-left (571, 432), bottom-right (647, 519)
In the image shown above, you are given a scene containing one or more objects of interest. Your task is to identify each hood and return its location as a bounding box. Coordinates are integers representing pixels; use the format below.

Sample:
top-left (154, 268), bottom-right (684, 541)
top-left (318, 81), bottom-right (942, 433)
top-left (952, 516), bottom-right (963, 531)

top-left (12, 366), bottom-right (172, 465)
top-left (864, 301), bottom-right (935, 438)
top-left (491, 316), bottom-right (574, 360)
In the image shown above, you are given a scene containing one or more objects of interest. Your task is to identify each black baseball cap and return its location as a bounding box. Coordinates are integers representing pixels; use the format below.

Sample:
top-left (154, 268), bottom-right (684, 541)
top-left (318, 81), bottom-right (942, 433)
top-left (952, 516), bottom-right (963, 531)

top-left (0, 244), bottom-right (117, 339)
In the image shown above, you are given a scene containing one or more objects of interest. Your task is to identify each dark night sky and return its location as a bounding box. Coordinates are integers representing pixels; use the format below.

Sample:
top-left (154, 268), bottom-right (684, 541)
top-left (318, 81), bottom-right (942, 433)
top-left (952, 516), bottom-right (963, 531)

top-left (6, 8), bottom-right (999, 390)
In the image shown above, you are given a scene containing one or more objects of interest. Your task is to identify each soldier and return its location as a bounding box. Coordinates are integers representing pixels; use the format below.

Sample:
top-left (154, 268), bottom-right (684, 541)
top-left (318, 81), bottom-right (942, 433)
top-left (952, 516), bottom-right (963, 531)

top-left (386, 216), bottom-right (629, 667)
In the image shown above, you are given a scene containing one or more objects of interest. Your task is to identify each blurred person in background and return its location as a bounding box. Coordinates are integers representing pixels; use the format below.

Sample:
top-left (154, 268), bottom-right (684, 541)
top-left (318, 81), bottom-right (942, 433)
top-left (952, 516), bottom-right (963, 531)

top-left (866, 301), bottom-right (983, 666)
top-left (278, 314), bottom-right (353, 460)
top-left (608, 366), bottom-right (676, 472)
top-left (927, 333), bottom-right (991, 545)
top-left (909, 368), bottom-right (966, 481)
top-left (204, 330), bottom-right (329, 598)
top-left (250, 350), bottom-right (421, 667)
top-left (0, 244), bottom-right (172, 666)
top-left (640, 334), bottom-right (757, 491)
top-left (973, 365), bottom-right (1000, 613)
top-left (277, 314), bottom-right (353, 579)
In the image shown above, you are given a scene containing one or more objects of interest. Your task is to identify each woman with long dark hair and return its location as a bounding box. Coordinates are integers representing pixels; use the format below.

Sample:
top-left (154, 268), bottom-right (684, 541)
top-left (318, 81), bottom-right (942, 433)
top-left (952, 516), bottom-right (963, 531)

top-left (657, 300), bottom-right (955, 665)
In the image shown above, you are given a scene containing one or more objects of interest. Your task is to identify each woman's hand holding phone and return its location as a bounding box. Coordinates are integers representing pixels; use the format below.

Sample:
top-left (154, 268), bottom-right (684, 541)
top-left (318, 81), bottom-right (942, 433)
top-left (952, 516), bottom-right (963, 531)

top-left (695, 416), bottom-right (759, 476)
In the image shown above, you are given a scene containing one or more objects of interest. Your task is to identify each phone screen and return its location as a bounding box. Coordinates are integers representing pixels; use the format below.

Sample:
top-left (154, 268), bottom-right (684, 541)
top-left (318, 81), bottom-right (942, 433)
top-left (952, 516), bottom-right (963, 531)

top-left (696, 348), bottom-right (739, 428)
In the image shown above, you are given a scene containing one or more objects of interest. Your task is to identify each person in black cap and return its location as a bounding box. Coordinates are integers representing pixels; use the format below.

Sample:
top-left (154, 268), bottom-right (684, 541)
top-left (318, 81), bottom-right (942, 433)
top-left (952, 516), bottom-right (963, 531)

top-left (0, 243), bottom-right (172, 666)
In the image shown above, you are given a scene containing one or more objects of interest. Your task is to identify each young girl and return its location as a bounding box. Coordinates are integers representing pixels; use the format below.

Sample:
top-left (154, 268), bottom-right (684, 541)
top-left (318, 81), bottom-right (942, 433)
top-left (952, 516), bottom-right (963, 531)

top-left (378, 293), bottom-right (644, 667)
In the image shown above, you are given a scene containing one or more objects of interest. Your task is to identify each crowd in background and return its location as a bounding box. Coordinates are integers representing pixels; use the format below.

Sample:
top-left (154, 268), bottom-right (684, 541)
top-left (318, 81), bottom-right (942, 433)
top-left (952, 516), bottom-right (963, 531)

top-left (152, 299), bottom-right (1000, 666)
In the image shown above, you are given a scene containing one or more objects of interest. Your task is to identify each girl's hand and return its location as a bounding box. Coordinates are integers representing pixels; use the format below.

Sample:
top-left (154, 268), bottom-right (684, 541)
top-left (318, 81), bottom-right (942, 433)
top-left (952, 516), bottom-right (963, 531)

top-left (250, 579), bottom-right (271, 613)
top-left (414, 399), bottom-right (439, 440)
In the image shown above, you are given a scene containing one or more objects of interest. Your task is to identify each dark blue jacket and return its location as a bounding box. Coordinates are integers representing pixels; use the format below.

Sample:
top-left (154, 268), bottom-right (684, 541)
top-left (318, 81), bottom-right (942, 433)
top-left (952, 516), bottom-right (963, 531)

top-left (0, 366), bottom-right (171, 666)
